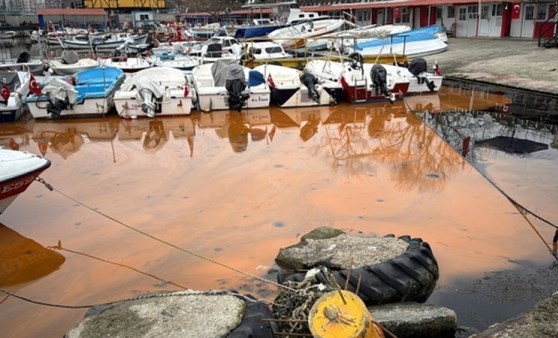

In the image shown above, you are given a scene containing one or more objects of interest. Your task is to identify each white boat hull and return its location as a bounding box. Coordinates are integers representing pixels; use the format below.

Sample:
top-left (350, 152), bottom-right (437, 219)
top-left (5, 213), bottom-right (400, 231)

top-left (28, 97), bottom-right (115, 119)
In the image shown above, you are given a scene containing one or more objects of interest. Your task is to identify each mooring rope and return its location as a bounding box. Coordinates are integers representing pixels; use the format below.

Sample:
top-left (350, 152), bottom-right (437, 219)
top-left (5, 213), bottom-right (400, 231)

top-left (33, 177), bottom-right (297, 294)
top-left (409, 107), bottom-right (558, 261)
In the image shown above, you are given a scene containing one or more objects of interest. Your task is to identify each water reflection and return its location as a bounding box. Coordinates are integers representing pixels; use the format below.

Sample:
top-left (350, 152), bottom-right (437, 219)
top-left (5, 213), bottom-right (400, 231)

top-left (0, 224), bottom-right (65, 287)
top-left (31, 117), bottom-right (119, 159)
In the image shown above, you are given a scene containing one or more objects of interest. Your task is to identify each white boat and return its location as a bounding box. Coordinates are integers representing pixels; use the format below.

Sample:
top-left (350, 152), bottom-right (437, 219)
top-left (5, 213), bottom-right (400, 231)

top-left (268, 19), bottom-right (347, 49)
top-left (0, 148), bottom-right (51, 215)
top-left (102, 55), bottom-right (152, 73)
top-left (253, 64), bottom-right (343, 108)
top-left (245, 41), bottom-right (293, 61)
top-left (0, 70), bottom-right (32, 122)
top-left (304, 59), bottom-right (411, 104)
top-left (60, 33), bottom-right (148, 50)
top-left (0, 31), bottom-right (16, 39)
top-left (0, 52), bottom-right (45, 74)
top-left (150, 53), bottom-right (200, 72)
top-left (45, 51), bottom-right (100, 76)
top-left (190, 59), bottom-right (270, 112)
top-left (113, 67), bottom-right (194, 118)
top-left (25, 66), bottom-right (125, 119)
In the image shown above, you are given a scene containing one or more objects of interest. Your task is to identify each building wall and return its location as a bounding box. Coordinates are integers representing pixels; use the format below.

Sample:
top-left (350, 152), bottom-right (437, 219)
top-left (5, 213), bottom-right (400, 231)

top-left (83, 0), bottom-right (166, 9)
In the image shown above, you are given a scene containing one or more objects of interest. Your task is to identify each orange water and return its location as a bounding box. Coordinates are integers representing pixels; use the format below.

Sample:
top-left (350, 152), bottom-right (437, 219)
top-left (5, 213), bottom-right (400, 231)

top-left (0, 89), bottom-right (556, 337)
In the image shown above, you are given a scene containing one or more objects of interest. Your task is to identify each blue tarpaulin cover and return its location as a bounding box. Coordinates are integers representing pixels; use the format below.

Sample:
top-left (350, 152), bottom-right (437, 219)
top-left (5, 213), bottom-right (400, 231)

top-left (248, 70), bottom-right (265, 87)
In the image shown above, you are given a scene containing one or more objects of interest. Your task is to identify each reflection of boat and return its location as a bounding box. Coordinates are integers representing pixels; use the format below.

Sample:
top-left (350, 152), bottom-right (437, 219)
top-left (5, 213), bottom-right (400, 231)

top-left (32, 117), bottom-right (119, 159)
top-left (118, 116), bottom-right (196, 154)
top-left (0, 149), bottom-right (51, 214)
top-left (0, 224), bottom-right (65, 287)
top-left (26, 66), bottom-right (125, 119)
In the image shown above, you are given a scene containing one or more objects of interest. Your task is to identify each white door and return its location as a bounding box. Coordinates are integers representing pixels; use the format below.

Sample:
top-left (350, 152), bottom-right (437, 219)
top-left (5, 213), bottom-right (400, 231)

top-left (521, 4), bottom-right (535, 38)
top-left (466, 5), bottom-right (479, 37)
top-left (479, 5), bottom-right (490, 36)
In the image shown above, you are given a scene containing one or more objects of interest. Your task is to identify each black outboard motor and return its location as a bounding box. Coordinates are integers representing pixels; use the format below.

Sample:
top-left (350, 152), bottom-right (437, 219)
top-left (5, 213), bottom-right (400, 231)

top-left (17, 52), bottom-right (31, 63)
top-left (409, 58), bottom-right (436, 92)
top-left (370, 64), bottom-right (392, 99)
top-left (47, 97), bottom-right (70, 119)
top-left (225, 62), bottom-right (249, 112)
top-left (299, 70), bottom-right (320, 103)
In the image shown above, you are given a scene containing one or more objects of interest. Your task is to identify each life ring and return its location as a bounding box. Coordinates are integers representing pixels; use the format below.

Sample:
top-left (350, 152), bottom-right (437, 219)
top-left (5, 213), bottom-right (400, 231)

top-left (277, 235), bottom-right (439, 305)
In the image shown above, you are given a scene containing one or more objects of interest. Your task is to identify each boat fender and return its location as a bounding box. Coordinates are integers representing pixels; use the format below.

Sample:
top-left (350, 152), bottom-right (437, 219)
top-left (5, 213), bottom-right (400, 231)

top-left (370, 64), bottom-right (392, 99)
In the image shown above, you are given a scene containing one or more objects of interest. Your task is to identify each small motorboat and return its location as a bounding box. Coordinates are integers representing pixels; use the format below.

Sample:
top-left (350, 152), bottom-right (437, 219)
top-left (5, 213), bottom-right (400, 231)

top-left (0, 70), bottom-right (32, 122)
top-left (45, 50), bottom-right (100, 76)
top-left (0, 148), bottom-right (51, 215)
top-left (60, 33), bottom-right (148, 50)
top-left (190, 59), bottom-right (270, 112)
top-left (267, 19), bottom-right (347, 50)
top-left (25, 66), bottom-right (125, 119)
top-left (102, 54), bottom-right (152, 73)
top-left (113, 67), bottom-right (194, 118)
top-left (253, 64), bottom-right (343, 108)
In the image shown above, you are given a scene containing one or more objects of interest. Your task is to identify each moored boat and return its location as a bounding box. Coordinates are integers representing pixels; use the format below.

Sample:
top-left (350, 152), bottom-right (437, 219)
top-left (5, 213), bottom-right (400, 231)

top-left (26, 66), bottom-right (125, 119)
top-left (0, 70), bottom-right (32, 122)
top-left (114, 67), bottom-right (194, 118)
top-left (0, 148), bottom-right (51, 215)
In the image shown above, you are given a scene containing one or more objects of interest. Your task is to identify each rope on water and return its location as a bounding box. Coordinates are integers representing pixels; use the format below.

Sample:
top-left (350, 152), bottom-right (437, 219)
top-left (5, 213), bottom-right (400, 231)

top-left (33, 176), bottom-right (297, 293)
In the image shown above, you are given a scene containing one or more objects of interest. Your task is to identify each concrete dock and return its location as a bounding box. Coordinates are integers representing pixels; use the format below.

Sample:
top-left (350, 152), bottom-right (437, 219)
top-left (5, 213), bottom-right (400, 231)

top-left (423, 37), bottom-right (558, 96)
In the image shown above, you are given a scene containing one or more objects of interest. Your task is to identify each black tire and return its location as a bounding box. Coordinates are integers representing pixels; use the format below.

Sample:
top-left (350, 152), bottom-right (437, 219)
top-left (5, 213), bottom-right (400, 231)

top-left (227, 297), bottom-right (277, 338)
top-left (277, 235), bottom-right (439, 305)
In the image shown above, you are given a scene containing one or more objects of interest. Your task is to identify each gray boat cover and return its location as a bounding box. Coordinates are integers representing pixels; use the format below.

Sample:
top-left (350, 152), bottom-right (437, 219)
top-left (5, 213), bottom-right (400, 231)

top-left (211, 59), bottom-right (241, 87)
top-left (0, 72), bottom-right (20, 91)
top-left (61, 51), bottom-right (80, 65)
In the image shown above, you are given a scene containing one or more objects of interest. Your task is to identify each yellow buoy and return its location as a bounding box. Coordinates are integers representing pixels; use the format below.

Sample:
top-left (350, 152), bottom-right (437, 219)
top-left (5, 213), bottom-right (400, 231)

top-left (308, 290), bottom-right (384, 338)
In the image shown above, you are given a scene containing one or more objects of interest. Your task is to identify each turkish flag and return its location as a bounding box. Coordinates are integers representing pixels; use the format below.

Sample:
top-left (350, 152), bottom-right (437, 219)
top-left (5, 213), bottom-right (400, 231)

top-left (28, 74), bottom-right (42, 96)
top-left (511, 3), bottom-right (521, 19)
top-left (0, 84), bottom-right (10, 104)
top-left (394, 7), bottom-right (401, 20)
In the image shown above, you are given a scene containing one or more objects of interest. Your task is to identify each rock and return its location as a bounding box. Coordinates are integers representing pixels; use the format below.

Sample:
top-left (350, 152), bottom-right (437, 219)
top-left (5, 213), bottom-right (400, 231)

top-left (65, 290), bottom-right (275, 338)
top-left (370, 302), bottom-right (457, 338)
top-left (275, 228), bottom-right (409, 271)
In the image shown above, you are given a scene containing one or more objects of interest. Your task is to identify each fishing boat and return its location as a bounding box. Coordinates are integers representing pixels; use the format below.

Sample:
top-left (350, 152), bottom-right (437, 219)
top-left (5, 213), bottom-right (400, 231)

top-left (0, 70), bottom-right (32, 122)
top-left (253, 64), bottom-right (343, 108)
top-left (113, 67), bottom-right (194, 118)
top-left (0, 52), bottom-right (45, 74)
top-left (349, 25), bottom-right (448, 58)
top-left (102, 54), bottom-right (152, 73)
top-left (0, 148), bottom-right (51, 215)
top-left (26, 66), bottom-right (125, 119)
top-left (60, 33), bottom-right (148, 50)
top-left (190, 59), bottom-right (270, 112)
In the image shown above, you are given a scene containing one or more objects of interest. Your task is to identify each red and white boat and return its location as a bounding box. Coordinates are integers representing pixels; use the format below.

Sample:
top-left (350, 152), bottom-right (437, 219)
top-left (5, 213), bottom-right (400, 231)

top-left (0, 149), bottom-right (51, 215)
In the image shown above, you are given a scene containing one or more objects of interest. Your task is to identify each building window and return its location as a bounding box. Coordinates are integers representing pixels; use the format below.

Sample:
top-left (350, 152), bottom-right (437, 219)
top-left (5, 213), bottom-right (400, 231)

top-left (386, 7), bottom-right (393, 24)
top-left (525, 6), bottom-right (534, 20)
top-left (481, 6), bottom-right (489, 19)
top-left (537, 4), bottom-right (547, 20)
top-left (401, 8), bottom-right (410, 23)
top-left (491, 4), bottom-right (503, 16)
top-left (459, 7), bottom-right (467, 21)
top-left (447, 6), bottom-right (455, 19)
top-left (468, 5), bottom-right (478, 19)
top-left (436, 7), bottom-right (442, 19)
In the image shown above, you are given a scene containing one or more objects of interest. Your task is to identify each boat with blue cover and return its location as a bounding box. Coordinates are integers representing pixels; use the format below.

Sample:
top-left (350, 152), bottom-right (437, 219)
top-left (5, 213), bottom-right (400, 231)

top-left (26, 66), bottom-right (125, 119)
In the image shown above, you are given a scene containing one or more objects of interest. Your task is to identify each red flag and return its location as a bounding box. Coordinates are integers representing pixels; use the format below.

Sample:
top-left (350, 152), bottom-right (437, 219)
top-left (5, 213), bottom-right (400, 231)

top-left (511, 3), bottom-right (521, 19)
top-left (394, 7), bottom-right (401, 20)
top-left (28, 74), bottom-right (42, 96)
top-left (0, 84), bottom-right (10, 104)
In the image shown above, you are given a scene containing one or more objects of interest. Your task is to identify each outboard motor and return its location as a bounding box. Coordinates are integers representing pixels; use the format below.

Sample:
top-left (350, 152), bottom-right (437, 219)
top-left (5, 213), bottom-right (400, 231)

top-left (370, 64), bottom-right (393, 101)
top-left (299, 70), bottom-right (321, 103)
top-left (16, 52), bottom-right (31, 63)
top-left (135, 77), bottom-right (164, 117)
top-left (42, 77), bottom-right (78, 118)
top-left (409, 58), bottom-right (437, 92)
top-left (225, 62), bottom-right (249, 112)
